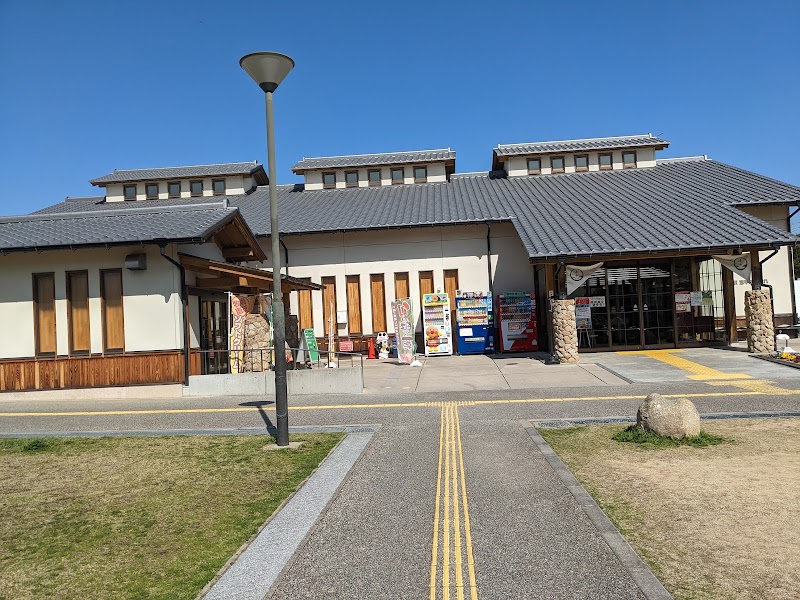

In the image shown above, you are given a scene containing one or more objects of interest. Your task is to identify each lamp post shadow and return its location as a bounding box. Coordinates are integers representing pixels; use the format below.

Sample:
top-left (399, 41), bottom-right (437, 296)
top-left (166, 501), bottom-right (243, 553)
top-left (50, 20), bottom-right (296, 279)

top-left (239, 400), bottom-right (278, 436)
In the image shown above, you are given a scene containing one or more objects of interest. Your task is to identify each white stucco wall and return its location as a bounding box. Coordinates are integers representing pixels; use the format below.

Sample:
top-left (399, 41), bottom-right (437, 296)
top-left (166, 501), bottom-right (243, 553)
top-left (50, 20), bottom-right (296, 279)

top-left (104, 174), bottom-right (249, 202)
top-left (504, 147), bottom-right (657, 176)
top-left (0, 245), bottom-right (185, 359)
top-left (303, 161), bottom-right (448, 190)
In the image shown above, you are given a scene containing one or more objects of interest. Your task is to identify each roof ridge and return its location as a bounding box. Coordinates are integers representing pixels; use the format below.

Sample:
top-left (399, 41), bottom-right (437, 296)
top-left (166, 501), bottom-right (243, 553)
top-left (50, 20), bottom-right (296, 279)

top-left (657, 156), bottom-right (709, 163)
top-left (0, 202), bottom-right (232, 223)
top-left (108, 160), bottom-right (260, 173)
top-left (496, 134), bottom-right (658, 149)
top-left (298, 148), bottom-right (453, 161)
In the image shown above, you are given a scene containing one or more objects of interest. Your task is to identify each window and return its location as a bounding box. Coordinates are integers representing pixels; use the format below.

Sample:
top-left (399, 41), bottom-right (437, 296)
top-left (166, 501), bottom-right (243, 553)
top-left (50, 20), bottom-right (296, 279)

top-left (190, 180), bottom-right (203, 196)
top-left (622, 151), bottom-right (637, 168)
top-left (550, 156), bottom-right (565, 173)
top-left (575, 154), bottom-right (589, 171)
top-left (394, 272), bottom-right (410, 300)
top-left (168, 181), bottom-right (181, 198)
top-left (322, 276), bottom-right (337, 335)
top-left (413, 166), bottom-right (427, 183)
top-left (346, 275), bottom-right (362, 334)
top-left (212, 179), bottom-right (225, 195)
top-left (33, 273), bottom-right (56, 357)
top-left (368, 169), bottom-right (382, 186)
top-left (145, 182), bottom-right (159, 199)
top-left (370, 274), bottom-right (387, 333)
top-left (298, 280), bottom-right (314, 332)
top-left (323, 172), bottom-right (336, 189)
top-left (419, 270), bottom-right (434, 308)
top-left (599, 153), bottom-right (613, 170)
top-left (67, 271), bottom-right (91, 355)
top-left (527, 158), bottom-right (541, 174)
top-left (391, 167), bottom-right (405, 184)
top-left (100, 269), bottom-right (125, 353)
top-left (123, 185), bottom-right (137, 200)
top-left (345, 171), bottom-right (359, 187)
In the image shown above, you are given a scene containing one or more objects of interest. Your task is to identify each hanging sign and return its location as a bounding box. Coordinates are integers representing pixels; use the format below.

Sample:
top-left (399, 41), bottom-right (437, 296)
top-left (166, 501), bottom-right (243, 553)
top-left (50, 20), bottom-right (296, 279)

top-left (675, 291), bottom-right (691, 313)
top-left (566, 262), bottom-right (604, 296)
top-left (713, 254), bottom-right (751, 283)
top-left (575, 297), bottom-right (592, 330)
top-left (391, 297), bottom-right (415, 364)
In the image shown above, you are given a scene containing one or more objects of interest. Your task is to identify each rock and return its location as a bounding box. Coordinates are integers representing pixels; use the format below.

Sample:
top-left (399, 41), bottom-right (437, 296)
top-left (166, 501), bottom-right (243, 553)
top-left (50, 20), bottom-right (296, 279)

top-left (637, 393), bottom-right (701, 439)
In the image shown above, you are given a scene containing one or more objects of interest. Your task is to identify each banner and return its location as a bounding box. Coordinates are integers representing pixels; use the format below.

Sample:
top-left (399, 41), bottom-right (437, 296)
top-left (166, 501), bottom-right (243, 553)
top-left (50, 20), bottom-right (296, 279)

top-left (566, 262), bottom-right (604, 296)
top-left (713, 254), bottom-right (751, 283)
top-left (392, 297), bottom-right (415, 364)
top-left (229, 294), bottom-right (255, 373)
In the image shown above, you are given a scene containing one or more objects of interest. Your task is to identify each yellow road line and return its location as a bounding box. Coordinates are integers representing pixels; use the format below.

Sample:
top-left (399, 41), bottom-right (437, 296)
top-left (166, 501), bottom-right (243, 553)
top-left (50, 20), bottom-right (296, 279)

top-left (443, 403), bottom-right (451, 599)
top-left (430, 404), bottom-right (445, 600)
top-left (451, 406), bottom-right (465, 600)
top-left (455, 403), bottom-right (479, 599)
top-left (618, 349), bottom-right (751, 380)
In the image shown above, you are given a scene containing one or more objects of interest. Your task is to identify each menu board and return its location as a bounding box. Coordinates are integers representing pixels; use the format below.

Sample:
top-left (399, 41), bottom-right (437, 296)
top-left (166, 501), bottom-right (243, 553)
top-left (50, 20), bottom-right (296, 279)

top-left (575, 297), bottom-right (592, 330)
top-left (675, 292), bottom-right (691, 313)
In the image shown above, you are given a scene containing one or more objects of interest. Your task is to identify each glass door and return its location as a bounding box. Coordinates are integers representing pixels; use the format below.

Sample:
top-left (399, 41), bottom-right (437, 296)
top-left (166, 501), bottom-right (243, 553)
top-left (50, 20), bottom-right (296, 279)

top-left (200, 299), bottom-right (229, 374)
top-left (607, 265), bottom-right (642, 348)
top-left (640, 263), bottom-right (675, 347)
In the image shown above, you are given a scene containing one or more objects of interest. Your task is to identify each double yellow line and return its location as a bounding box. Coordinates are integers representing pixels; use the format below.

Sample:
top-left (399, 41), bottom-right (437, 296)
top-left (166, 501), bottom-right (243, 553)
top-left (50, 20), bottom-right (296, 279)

top-left (430, 403), bottom-right (477, 600)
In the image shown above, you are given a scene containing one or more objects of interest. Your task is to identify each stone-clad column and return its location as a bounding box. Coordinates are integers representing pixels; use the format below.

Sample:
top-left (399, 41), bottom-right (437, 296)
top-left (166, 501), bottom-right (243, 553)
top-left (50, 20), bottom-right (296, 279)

top-left (551, 299), bottom-right (579, 363)
top-left (744, 288), bottom-right (774, 353)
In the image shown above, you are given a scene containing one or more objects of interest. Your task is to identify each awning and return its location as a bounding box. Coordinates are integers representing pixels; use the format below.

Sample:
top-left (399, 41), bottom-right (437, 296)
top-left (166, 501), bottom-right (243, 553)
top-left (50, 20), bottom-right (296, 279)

top-left (179, 253), bottom-right (322, 293)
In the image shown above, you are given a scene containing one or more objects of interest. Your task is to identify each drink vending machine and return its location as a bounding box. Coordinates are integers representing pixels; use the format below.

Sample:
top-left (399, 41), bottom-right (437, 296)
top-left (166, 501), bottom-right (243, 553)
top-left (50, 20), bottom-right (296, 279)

top-left (455, 291), bottom-right (495, 354)
top-left (497, 291), bottom-right (538, 352)
top-left (422, 293), bottom-right (453, 356)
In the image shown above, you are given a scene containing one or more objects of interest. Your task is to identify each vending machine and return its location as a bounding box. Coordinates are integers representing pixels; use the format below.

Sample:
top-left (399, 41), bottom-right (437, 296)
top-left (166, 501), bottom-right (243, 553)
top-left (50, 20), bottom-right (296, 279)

top-left (455, 291), bottom-right (495, 354)
top-left (497, 291), bottom-right (538, 352)
top-left (422, 293), bottom-right (453, 356)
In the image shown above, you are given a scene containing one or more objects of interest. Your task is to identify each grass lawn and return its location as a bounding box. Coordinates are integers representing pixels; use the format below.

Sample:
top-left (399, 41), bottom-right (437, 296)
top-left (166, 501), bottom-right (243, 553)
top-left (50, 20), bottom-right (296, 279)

top-left (540, 419), bottom-right (800, 600)
top-left (0, 433), bottom-right (343, 600)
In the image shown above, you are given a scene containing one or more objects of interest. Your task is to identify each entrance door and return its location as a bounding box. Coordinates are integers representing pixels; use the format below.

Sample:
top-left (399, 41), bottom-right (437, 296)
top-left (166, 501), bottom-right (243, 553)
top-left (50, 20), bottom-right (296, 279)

top-left (640, 263), bottom-right (674, 348)
top-left (607, 265), bottom-right (642, 348)
top-left (200, 298), bottom-right (229, 374)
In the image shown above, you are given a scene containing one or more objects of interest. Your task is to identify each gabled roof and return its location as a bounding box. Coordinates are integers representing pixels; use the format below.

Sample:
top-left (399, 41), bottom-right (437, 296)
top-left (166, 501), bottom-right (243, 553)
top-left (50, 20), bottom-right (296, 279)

top-left (291, 149), bottom-right (456, 173)
top-left (89, 162), bottom-right (268, 186)
top-left (494, 134), bottom-right (670, 159)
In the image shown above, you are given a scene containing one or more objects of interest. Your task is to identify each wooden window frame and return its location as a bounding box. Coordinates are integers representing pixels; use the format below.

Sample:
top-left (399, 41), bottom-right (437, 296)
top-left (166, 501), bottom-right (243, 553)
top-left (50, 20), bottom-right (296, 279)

top-left (212, 179), bottom-right (226, 195)
top-left (321, 276), bottom-right (337, 335)
top-left (394, 272), bottom-right (410, 300)
top-left (145, 182), bottom-right (159, 199)
top-left (100, 268), bottom-right (125, 354)
top-left (622, 150), bottom-right (637, 169)
top-left (370, 274), bottom-right (387, 333)
top-left (345, 171), bottom-right (359, 188)
top-left (123, 184), bottom-right (137, 201)
top-left (167, 181), bottom-right (181, 198)
top-left (190, 180), bottom-right (204, 196)
top-left (599, 153), bottom-right (613, 170)
top-left (346, 275), bottom-right (363, 335)
top-left (550, 156), bottom-right (565, 174)
top-left (575, 154), bottom-right (589, 172)
top-left (391, 167), bottom-right (405, 184)
top-left (66, 270), bottom-right (91, 356)
top-left (367, 169), bottom-right (382, 186)
top-left (527, 158), bottom-right (541, 175)
top-left (322, 172), bottom-right (336, 189)
top-left (32, 272), bottom-right (56, 358)
top-left (413, 166), bottom-right (427, 183)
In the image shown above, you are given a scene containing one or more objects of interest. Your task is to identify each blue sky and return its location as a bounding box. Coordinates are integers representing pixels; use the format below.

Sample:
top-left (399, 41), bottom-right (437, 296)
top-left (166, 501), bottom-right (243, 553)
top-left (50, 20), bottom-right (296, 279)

top-left (1, 0), bottom-right (798, 225)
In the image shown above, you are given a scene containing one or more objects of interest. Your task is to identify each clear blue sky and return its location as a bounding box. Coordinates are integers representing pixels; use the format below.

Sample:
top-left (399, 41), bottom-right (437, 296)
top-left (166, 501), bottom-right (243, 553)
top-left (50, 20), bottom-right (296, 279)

top-left (1, 0), bottom-right (798, 225)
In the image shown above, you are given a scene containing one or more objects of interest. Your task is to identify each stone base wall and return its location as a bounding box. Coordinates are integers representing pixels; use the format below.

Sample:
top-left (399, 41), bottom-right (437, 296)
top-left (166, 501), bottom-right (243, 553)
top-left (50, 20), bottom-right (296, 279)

top-left (552, 299), bottom-right (579, 364)
top-left (744, 289), bottom-right (774, 353)
top-left (243, 314), bottom-right (271, 372)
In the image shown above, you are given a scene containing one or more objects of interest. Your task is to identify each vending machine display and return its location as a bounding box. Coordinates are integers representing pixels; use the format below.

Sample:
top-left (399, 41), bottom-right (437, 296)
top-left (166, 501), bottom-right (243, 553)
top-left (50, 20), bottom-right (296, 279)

top-left (422, 293), bottom-right (453, 356)
top-left (455, 291), bottom-right (495, 354)
top-left (497, 291), bottom-right (538, 352)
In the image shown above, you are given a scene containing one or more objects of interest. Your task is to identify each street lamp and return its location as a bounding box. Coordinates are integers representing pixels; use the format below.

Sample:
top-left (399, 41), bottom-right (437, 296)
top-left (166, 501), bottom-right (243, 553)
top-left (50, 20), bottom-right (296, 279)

top-left (240, 51), bottom-right (295, 447)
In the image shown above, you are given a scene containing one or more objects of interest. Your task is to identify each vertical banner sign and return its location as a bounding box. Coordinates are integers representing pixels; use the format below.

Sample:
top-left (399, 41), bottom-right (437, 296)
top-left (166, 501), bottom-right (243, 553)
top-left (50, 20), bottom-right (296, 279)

top-left (302, 329), bottom-right (319, 362)
top-left (229, 294), bottom-right (252, 373)
top-left (713, 254), bottom-right (751, 283)
top-left (566, 262), bottom-right (604, 296)
top-left (392, 297), bottom-right (415, 364)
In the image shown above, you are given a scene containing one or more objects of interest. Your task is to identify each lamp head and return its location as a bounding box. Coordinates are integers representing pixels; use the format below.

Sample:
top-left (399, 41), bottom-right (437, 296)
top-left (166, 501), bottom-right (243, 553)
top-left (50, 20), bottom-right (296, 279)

top-left (239, 52), bottom-right (295, 93)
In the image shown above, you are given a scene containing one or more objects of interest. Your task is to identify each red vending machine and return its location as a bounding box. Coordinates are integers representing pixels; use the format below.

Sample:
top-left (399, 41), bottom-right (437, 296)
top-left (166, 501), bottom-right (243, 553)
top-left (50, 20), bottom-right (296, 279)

top-left (497, 292), bottom-right (538, 352)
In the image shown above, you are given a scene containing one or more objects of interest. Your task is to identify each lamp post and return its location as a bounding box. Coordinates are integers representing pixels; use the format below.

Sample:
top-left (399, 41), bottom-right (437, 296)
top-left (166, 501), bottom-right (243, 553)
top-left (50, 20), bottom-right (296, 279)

top-left (240, 51), bottom-right (295, 447)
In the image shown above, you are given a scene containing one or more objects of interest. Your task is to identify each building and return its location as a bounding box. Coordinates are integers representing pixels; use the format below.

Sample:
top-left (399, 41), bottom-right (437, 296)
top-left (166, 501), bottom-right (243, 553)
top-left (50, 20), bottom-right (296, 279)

top-left (1, 135), bottom-right (798, 392)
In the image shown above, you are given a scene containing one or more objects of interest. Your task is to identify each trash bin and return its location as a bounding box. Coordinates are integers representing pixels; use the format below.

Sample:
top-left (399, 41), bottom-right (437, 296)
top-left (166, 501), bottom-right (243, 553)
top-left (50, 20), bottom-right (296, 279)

top-left (776, 334), bottom-right (790, 352)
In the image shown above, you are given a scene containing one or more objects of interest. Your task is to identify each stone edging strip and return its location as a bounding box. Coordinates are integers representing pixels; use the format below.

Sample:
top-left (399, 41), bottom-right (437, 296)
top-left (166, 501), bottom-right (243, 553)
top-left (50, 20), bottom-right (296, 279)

top-left (531, 410), bottom-right (800, 429)
top-left (522, 421), bottom-right (674, 600)
top-left (198, 428), bottom-right (376, 600)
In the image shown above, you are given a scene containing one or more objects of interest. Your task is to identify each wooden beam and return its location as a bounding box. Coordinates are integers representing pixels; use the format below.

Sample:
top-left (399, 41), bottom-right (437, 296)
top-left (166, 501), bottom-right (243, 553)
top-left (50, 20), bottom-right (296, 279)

top-left (222, 247), bottom-right (256, 260)
top-left (195, 276), bottom-right (241, 289)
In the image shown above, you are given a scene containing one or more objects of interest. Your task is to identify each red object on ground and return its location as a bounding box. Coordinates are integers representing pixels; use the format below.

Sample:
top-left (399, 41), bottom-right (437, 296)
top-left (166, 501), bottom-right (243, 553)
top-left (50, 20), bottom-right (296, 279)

top-left (368, 337), bottom-right (377, 359)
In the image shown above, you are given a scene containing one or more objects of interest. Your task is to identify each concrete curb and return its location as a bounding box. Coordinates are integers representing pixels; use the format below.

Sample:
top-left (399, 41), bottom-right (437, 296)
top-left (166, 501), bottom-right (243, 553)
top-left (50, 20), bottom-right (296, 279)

top-left (522, 421), bottom-right (674, 600)
top-left (531, 410), bottom-right (800, 429)
top-left (0, 424), bottom-right (379, 438)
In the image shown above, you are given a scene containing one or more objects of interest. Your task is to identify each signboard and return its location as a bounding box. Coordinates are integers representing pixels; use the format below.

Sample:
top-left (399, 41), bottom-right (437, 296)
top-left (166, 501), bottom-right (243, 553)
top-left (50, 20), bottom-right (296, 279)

top-left (339, 340), bottom-right (354, 352)
top-left (575, 297), bottom-right (592, 330)
top-left (590, 296), bottom-right (606, 308)
top-left (675, 291), bottom-right (691, 313)
top-left (391, 297), bottom-right (415, 364)
top-left (690, 291), bottom-right (703, 307)
top-left (702, 291), bottom-right (714, 307)
top-left (301, 328), bottom-right (320, 362)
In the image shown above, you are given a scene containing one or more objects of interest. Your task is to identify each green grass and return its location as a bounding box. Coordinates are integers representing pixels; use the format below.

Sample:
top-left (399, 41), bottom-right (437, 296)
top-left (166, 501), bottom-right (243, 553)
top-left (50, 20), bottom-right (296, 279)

top-left (612, 425), bottom-right (727, 449)
top-left (0, 433), bottom-right (343, 600)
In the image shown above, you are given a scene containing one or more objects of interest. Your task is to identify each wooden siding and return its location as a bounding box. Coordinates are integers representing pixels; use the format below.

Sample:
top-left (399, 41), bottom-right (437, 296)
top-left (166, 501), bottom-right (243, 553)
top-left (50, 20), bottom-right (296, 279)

top-left (370, 274), bottom-right (387, 332)
top-left (322, 276), bottom-right (336, 335)
top-left (394, 272), bottom-right (410, 300)
top-left (346, 275), bottom-right (362, 334)
top-left (298, 285), bottom-right (314, 331)
top-left (67, 271), bottom-right (91, 354)
top-left (33, 273), bottom-right (56, 357)
top-left (419, 271), bottom-right (434, 306)
top-left (101, 269), bottom-right (125, 352)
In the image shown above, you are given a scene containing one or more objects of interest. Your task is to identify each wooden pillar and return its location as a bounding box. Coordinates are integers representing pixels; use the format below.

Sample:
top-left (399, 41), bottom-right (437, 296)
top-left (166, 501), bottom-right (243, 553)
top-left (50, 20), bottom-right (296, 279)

top-left (750, 250), bottom-right (762, 290)
top-left (722, 266), bottom-right (737, 344)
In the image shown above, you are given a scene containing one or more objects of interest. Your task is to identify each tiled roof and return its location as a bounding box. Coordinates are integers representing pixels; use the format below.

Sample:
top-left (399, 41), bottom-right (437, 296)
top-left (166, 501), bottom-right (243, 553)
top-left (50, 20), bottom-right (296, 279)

top-left (291, 149), bottom-right (455, 173)
top-left (89, 162), bottom-right (266, 185)
top-left (1, 203), bottom-right (238, 252)
top-left (494, 134), bottom-right (670, 157)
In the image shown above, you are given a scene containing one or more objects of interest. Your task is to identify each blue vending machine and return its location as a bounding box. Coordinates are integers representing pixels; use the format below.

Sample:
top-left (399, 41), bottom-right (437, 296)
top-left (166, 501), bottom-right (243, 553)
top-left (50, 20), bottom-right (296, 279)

top-left (455, 291), bottom-right (495, 354)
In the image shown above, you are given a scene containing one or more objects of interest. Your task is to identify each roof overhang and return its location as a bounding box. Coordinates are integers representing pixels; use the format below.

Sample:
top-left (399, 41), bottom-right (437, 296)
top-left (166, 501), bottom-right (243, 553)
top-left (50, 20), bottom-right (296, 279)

top-left (211, 211), bottom-right (267, 261)
top-left (179, 253), bottom-right (322, 293)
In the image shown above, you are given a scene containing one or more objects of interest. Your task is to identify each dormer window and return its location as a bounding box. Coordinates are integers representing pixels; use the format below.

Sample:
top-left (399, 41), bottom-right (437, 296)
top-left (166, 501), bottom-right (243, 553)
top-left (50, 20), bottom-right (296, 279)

top-left (123, 185), bottom-right (137, 201)
top-left (168, 182), bottom-right (181, 198)
top-left (550, 156), bottom-right (565, 173)
top-left (368, 169), bottom-right (381, 186)
top-left (190, 180), bottom-right (203, 196)
top-left (599, 153), bottom-right (613, 170)
top-left (345, 171), bottom-right (359, 187)
top-left (575, 155), bottom-right (589, 172)
top-left (413, 166), bottom-right (427, 183)
top-left (622, 151), bottom-right (637, 168)
top-left (145, 183), bottom-right (159, 199)
top-left (391, 167), bottom-right (404, 184)
top-left (527, 158), bottom-right (541, 175)
top-left (212, 179), bottom-right (225, 195)
top-left (323, 172), bottom-right (336, 189)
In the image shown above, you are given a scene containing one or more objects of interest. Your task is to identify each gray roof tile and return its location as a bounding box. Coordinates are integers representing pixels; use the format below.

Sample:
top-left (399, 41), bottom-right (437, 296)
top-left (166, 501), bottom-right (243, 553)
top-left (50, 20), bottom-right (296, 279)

top-left (89, 162), bottom-right (265, 185)
top-left (494, 134), bottom-right (670, 157)
top-left (291, 149), bottom-right (455, 173)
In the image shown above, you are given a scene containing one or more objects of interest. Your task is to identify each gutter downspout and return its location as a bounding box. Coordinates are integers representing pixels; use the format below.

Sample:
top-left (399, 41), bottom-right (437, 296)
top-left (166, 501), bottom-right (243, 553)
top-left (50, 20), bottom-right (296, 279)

top-left (159, 244), bottom-right (190, 386)
top-left (789, 206), bottom-right (800, 323)
top-left (280, 239), bottom-right (289, 276)
top-left (486, 223), bottom-right (494, 297)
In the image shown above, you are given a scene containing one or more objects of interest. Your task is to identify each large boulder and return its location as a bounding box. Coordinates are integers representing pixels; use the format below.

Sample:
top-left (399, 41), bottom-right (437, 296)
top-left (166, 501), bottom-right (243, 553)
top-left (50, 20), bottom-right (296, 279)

top-left (636, 393), bottom-right (701, 439)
